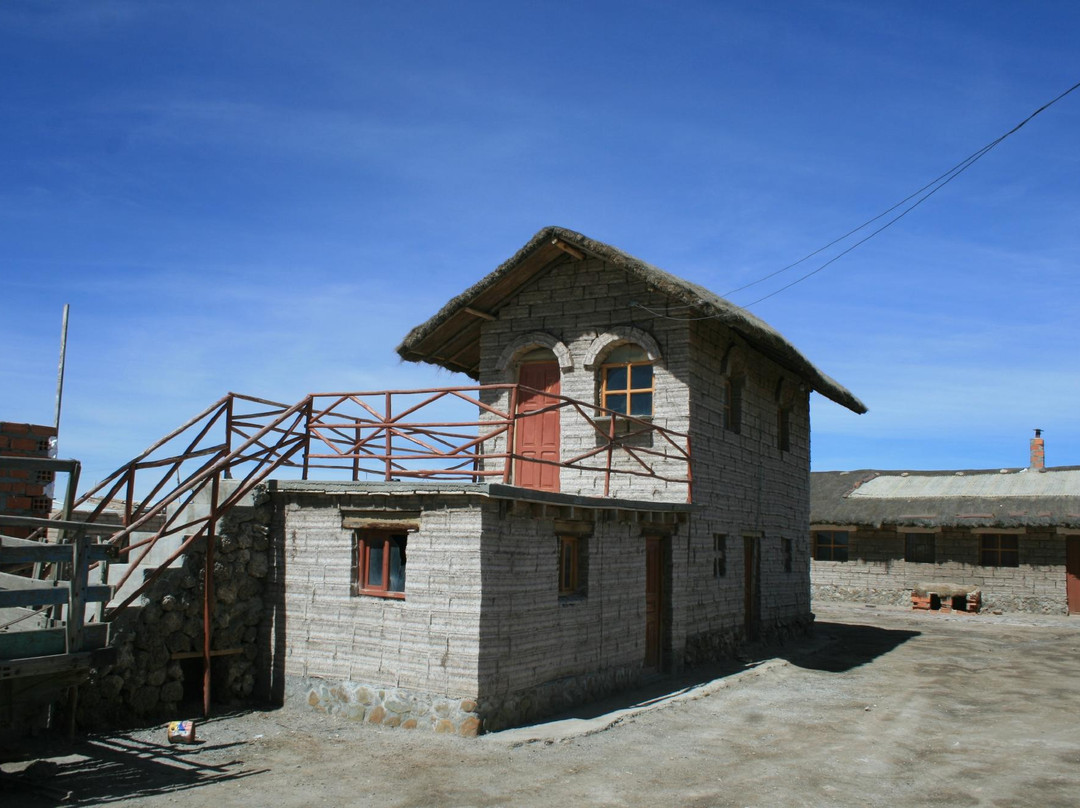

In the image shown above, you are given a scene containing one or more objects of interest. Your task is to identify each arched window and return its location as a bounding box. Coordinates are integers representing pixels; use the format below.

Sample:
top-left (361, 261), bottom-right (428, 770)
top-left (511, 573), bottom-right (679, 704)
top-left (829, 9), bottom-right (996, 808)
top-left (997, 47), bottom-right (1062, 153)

top-left (600, 344), bottom-right (654, 417)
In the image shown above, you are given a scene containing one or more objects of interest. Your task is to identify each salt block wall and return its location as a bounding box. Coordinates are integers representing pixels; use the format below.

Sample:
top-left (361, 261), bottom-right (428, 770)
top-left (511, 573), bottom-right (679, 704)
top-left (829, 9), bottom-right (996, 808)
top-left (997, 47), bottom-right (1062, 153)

top-left (276, 492), bottom-right (484, 700)
top-left (476, 508), bottom-right (658, 708)
top-left (811, 527), bottom-right (1070, 613)
top-left (475, 256), bottom-right (692, 503)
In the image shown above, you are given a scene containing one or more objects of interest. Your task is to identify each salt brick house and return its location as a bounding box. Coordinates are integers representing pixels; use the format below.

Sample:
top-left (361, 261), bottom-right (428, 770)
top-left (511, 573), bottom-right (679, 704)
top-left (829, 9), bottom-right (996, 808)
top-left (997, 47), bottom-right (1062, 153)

top-left (810, 433), bottom-right (1080, 615)
top-left (266, 226), bottom-right (865, 733)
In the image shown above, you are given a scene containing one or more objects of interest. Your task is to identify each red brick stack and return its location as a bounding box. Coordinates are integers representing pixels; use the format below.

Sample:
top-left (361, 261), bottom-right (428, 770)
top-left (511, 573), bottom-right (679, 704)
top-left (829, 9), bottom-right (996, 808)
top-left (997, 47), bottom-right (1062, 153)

top-left (0, 421), bottom-right (57, 539)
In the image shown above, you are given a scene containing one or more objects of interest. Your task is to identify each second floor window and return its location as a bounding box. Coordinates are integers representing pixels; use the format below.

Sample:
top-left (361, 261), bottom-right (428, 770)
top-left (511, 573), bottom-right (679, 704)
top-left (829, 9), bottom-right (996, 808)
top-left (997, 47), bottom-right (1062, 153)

top-left (601, 344), bottom-right (653, 417)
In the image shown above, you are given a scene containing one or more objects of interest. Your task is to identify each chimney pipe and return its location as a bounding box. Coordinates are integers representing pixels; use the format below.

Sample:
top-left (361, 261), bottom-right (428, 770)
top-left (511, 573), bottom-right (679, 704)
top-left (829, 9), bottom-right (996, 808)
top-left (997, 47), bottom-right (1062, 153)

top-left (1030, 428), bottom-right (1045, 470)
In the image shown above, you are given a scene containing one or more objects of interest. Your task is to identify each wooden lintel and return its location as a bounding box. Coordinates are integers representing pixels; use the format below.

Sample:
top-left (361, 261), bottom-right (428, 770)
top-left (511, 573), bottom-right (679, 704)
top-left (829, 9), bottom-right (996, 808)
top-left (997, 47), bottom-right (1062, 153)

top-left (464, 306), bottom-right (497, 321)
top-left (170, 647), bottom-right (243, 660)
top-left (551, 238), bottom-right (585, 260)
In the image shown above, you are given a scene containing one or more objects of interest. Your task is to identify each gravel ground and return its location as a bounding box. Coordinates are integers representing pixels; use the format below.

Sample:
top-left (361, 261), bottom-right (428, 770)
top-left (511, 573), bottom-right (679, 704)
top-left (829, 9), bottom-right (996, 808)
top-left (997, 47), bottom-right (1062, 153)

top-left (3, 603), bottom-right (1078, 807)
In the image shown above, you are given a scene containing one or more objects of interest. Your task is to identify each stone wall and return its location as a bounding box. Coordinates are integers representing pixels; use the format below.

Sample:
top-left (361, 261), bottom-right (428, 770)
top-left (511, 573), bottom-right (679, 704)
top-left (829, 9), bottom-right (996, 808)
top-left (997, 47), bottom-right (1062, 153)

top-left (76, 495), bottom-right (272, 726)
top-left (810, 526), bottom-right (1070, 613)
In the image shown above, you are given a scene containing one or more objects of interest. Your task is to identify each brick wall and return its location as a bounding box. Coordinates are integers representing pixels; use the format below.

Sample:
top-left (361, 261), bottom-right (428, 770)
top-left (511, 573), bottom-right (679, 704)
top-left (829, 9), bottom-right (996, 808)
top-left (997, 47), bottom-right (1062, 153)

top-left (0, 421), bottom-right (57, 538)
top-left (810, 526), bottom-right (1070, 613)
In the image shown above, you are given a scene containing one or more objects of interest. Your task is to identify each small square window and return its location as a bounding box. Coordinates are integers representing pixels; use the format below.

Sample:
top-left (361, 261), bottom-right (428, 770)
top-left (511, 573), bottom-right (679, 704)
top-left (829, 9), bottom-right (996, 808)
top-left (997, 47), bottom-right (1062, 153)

top-left (813, 531), bottom-right (848, 562)
top-left (353, 531), bottom-right (407, 598)
top-left (602, 363), bottom-right (654, 417)
top-left (904, 533), bottom-right (935, 563)
top-left (979, 534), bottom-right (1019, 568)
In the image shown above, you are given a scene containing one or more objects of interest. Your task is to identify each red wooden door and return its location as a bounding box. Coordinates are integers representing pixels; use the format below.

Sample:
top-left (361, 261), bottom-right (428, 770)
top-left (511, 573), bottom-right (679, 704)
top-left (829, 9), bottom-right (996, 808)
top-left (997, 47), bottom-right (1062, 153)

top-left (1067, 537), bottom-right (1080, 615)
top-left (644, 536), bottom-right (663, 670)
top-left (514, 362), bottom-right (560, 492)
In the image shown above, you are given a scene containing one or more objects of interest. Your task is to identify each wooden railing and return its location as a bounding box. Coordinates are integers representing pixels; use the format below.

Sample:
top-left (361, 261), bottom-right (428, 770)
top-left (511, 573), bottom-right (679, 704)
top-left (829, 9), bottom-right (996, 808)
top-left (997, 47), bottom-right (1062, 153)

top-left (30, 386), bottom-right (690, 619)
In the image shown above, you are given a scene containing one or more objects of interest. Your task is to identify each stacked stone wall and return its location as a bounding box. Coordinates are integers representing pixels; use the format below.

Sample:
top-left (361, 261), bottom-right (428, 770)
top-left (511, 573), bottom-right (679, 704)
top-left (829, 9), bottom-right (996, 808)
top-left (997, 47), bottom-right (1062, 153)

top-left (810, 527), bottom-right (1070, 613)
top-left (76, 496), bottom-right (272, 726)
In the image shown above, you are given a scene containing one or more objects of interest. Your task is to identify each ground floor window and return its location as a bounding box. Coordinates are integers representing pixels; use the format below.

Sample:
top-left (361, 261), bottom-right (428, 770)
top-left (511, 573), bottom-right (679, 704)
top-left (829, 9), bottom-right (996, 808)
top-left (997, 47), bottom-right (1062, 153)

top-left (353, 531), bottom-right (407, 598)
top-left (713, 534), bottom-right (727, 578)
top-left (979, 534), bottom-right (1019, 568)
top-left (559, 535), bottom-right (587, 597)
top-left (813, 530), bottom-right (849, 562)
top-left (904, 532), bottom-right (936, 563)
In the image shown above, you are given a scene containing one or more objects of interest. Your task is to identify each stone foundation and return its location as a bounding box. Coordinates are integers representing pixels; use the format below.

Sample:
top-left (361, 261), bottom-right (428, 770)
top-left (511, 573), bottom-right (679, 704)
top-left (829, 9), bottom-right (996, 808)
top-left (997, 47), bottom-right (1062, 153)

top-left (294, 678), bottom-right (482, 736)
top-left (479, 664), bottom-right (643, 733)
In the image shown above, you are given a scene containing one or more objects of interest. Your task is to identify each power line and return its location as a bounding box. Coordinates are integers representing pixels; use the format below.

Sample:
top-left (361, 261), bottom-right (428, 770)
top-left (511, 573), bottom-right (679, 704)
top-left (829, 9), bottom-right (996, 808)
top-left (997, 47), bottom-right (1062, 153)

top-left (639, 79), bottom-right (1080, 318)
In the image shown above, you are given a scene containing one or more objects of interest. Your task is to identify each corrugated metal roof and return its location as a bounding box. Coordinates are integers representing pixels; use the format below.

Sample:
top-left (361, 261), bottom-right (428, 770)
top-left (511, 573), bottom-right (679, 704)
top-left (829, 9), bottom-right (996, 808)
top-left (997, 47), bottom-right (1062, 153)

top-left (848, 468), bottom-right (1080, 499)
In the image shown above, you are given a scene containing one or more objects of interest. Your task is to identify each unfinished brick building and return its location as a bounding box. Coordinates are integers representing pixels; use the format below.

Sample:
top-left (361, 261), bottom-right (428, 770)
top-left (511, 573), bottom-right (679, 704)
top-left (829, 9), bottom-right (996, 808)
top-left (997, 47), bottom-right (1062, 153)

top-left (0, 422), bottom-right (57, 539)
top-left (268, 227), bottom-right (865, 732)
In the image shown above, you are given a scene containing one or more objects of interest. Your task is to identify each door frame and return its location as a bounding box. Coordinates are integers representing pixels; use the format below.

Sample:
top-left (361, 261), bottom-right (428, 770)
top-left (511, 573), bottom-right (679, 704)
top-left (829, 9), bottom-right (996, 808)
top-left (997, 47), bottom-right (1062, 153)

top-left (644, 534), bottom-right (669, 672)
top-left (513, 360), bottom-right (561, 492)
top-left (1066, 535), bottom-right (1080, 615)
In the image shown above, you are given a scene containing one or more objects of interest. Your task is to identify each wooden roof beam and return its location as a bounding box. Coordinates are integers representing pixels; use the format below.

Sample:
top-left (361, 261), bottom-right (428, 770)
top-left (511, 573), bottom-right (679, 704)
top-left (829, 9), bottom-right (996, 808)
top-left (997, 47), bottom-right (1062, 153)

top-left (551, 238), bottom-right (585, 260)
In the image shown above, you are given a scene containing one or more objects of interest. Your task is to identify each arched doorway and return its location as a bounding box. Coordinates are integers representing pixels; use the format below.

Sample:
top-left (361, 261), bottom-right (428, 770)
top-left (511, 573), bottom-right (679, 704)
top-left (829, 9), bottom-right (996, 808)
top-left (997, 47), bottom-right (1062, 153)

top-left (514, 348), bottom-right (560, 492)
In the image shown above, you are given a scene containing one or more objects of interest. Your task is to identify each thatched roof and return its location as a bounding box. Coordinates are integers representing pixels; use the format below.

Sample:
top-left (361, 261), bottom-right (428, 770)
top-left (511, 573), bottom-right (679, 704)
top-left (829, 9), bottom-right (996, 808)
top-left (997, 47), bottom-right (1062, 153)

top-left (395, 226), bottom-right (866, 414)
top-left (811, 467), bottom-right (1080, 529)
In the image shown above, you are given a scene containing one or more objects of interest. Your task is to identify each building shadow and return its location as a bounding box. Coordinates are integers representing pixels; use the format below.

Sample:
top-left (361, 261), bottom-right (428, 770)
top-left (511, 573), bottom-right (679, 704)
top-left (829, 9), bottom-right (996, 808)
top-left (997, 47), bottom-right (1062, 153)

top-left (0, 713), bottom-right (269, 806)
top-left (501, 620), bottom-right (920, 726)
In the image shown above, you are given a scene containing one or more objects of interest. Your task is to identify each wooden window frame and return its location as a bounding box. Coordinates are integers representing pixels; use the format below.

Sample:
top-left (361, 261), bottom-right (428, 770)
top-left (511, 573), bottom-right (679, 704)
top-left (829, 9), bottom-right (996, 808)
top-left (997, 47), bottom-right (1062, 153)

top-left (724, 377), bottom-right (743, 434)
top-left (813, 530), bottom-right (849, 562)
top-left (904, 532), bottom-right (936, 564)
top-left (713, 533), bottom-right (727, 578)
top-left (353, 530), bottom-right (408, 599)
top-left (979, 534), bottom-right (1019, 568)
top-left (600, 360), bottom-right (654, 417)
top-left (777, 406), bottom-right (791, 451)
top-left (558, 534), bottom-right (586, 597)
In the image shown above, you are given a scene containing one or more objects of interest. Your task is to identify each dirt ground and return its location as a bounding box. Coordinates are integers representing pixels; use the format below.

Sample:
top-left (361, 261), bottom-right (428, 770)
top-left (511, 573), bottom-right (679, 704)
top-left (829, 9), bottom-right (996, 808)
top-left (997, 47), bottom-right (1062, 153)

top-left (3, 603), bottom-right (1078, 807)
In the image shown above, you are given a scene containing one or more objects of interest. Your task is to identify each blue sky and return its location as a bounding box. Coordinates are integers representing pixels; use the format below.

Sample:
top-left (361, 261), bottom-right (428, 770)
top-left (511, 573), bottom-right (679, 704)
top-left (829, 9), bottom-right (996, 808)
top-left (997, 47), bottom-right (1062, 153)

top-left (2, 0), bottom-right (1078, 490)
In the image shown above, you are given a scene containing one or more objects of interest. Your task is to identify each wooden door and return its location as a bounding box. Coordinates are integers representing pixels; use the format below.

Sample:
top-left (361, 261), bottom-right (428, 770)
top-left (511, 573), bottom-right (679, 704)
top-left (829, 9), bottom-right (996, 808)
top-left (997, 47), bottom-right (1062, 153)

top-left (514, 362), bottom-right (561, 492)
top-left (644, 535), bottom-right (664, 671)
top-left (1067, 536), bottom-right (1080, 615)
top-left (744, 535), bottom-right (760, 641)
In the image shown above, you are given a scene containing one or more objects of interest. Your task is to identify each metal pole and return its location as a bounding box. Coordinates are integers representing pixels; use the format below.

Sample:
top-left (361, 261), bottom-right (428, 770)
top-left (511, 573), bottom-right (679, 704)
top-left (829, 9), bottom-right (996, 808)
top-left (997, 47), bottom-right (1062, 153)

top-left (54, 304), bottom-right (70, 435)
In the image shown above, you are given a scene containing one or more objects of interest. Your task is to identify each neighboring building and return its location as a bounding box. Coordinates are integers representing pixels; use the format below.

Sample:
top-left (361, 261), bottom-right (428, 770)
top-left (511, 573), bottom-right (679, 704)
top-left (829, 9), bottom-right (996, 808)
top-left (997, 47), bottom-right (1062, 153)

top-left (811, 432), bottom-right (1080, 615)
top-left (267, 226), bottom-right (865, 733)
